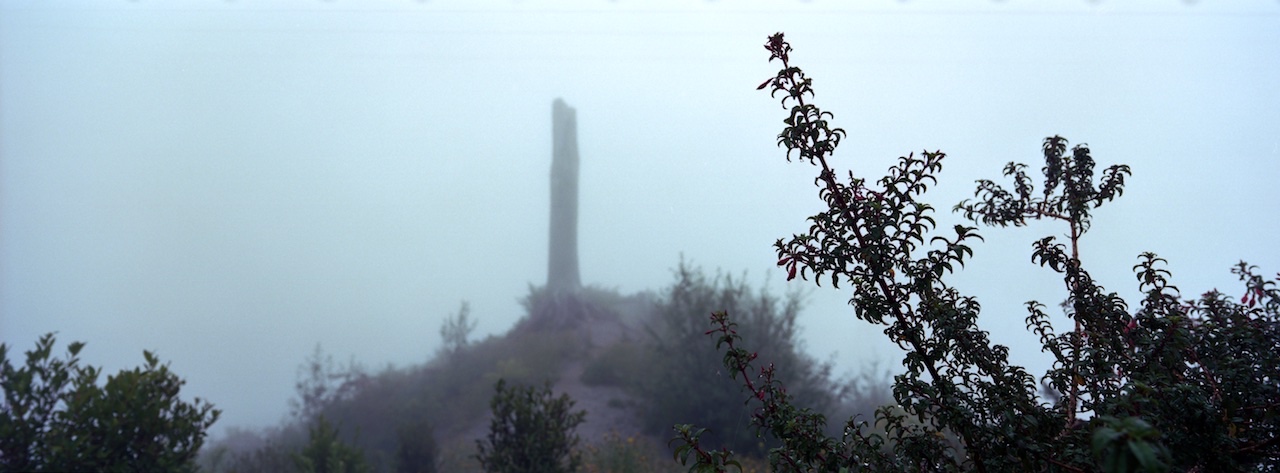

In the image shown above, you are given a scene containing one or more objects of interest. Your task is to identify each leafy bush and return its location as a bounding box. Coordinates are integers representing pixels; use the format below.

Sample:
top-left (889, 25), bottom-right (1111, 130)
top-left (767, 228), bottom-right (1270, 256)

top-left (439, 301), bottom-right (478, 360)
top-left (475, 379), bottom-right (586, 473)
top-left (674, 33), bottom-right (1280, 472)
top-left (636, 263), bottom-right (844, 458)
top-left (394, 414), bottom-right (439, 473)
top-left (0, 333), bottom-right (220, 472)
top-left (294, 416), bottom-right (371, 473)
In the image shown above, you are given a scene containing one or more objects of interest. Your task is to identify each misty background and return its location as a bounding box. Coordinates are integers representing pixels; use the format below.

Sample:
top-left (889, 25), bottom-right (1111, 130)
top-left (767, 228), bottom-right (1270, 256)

top-left (2, 0), bottom-right (1278, 438)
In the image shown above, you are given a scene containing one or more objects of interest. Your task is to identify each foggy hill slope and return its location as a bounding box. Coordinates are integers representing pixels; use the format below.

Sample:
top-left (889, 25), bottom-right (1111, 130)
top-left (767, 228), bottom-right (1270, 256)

top-left (201, 277), bottom-right (863, 472)
top-left (453, 293), bottom-right (650, 447)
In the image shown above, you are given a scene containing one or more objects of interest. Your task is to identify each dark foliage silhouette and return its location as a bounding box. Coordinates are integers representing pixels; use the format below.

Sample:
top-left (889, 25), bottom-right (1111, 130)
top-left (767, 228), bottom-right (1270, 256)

top-left (1, 333), bottom-right (219, 472)
top-left (673, 33), bottom-right (1280, 473)
top-left (475, 379), bottom-right (585, 473)
top-left (294, 415), bottom-right (371, 473)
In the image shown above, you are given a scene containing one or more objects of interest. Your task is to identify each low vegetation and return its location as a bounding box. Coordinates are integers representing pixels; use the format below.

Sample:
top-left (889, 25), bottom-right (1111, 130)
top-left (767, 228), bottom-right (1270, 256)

top-left (198, 259), bottom-right (884, 472)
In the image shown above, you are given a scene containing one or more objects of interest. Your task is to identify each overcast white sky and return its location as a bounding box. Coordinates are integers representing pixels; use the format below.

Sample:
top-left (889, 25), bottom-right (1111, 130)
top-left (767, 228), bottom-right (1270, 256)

top-left (3, 0), bottom-right (1278, 437)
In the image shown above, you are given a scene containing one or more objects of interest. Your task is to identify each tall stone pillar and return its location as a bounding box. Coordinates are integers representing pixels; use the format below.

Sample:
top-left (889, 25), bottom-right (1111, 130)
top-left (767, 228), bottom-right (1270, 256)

top-left (547, 99), bottom-right (581, 292)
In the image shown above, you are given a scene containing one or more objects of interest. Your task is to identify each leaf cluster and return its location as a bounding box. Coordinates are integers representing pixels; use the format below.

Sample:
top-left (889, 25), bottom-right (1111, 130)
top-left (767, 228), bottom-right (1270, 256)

top-left (395, 413), bottom-right (439, 473)
top-left (956, 136), bottom-right (1131, 234)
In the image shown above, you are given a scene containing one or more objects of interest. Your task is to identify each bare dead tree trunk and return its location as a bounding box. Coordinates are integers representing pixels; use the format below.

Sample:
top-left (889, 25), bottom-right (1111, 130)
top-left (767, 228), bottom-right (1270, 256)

top-left (521, 99), bottom-right (591, 333)
top-left (547, 98), bottom-right (581, 293)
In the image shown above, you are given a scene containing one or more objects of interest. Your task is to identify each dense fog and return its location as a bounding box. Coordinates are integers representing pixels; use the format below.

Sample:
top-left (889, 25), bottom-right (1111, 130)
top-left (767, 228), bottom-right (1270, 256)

top-left (3, 0), bottom-right (1278, 437)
